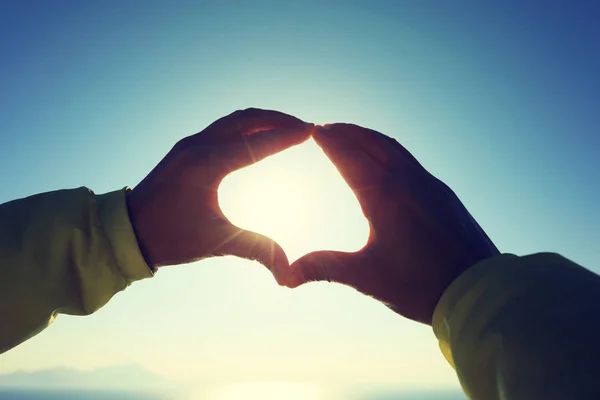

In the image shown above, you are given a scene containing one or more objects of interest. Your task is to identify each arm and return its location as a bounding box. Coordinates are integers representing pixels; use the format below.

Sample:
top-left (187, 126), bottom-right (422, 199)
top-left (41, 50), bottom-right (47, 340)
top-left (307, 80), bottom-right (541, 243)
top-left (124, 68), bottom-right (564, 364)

top-left (434, 253), bottom-right (600, 399)
top-left (287, 124), bottom-right (600, 399)
top-left (0, 108), bottom-right (313, 354)
top-left (0, 188), bottom-right (151, 354)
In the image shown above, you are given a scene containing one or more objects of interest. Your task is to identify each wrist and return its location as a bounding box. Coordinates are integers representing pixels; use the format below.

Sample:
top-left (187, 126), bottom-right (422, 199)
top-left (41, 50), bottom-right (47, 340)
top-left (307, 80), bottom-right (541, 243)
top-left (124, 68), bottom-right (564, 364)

top-left (126, 189), bottom-right (159, 271)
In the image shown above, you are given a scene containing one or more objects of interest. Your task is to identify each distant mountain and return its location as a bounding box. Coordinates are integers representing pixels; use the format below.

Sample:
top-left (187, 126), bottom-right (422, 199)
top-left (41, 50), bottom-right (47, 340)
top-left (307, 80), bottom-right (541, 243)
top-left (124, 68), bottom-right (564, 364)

top-left (0, 364), bottom-right (176, 391)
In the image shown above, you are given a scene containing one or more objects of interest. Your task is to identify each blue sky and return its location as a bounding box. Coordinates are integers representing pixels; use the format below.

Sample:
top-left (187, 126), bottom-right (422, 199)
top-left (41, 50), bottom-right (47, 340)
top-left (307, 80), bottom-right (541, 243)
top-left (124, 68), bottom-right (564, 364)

top-left (1, 0), bottom-right (599, 393)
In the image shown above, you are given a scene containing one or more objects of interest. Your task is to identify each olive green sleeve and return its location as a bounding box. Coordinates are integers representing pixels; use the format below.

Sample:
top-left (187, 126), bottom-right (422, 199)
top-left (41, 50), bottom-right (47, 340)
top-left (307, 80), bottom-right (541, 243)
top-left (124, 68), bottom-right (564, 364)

top-left (433, 253), bottom-right (600, 399)
top-left (0, 187), bottom-right (153, 354)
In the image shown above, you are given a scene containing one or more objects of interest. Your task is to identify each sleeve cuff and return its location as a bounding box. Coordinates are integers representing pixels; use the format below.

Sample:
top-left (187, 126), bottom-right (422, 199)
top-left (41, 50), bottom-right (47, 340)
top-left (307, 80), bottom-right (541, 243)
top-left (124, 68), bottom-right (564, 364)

top-left (96, 188), bottom-right (154, 283)
top-left (431, 253), bottom-right (518, 366)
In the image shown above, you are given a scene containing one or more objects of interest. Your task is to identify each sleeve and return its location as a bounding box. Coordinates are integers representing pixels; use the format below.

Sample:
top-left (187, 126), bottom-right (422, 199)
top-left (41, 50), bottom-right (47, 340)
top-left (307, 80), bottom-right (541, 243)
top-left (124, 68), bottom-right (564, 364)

top-left (433, 253), bottom-right (600, 400)
top-left (0, 187), bottom-right (153, 354)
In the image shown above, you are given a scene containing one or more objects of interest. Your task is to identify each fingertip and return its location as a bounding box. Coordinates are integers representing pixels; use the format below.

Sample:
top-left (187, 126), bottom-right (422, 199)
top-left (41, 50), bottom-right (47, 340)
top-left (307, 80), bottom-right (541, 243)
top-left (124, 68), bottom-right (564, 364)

top-left (264, 239), bottom-right (297, 288)
top-left (314, 124), bottom-right (333, 135)
top-left (313, 125), bottom-right (354, 153)
top-left (283, 265), bottom-right (305, 288)
top-left (257, 249), bottom-right (291, 288)
top-left (284, 277), bottom-right (302, 289)
top-left (302, 122), bottom-right (316, 135)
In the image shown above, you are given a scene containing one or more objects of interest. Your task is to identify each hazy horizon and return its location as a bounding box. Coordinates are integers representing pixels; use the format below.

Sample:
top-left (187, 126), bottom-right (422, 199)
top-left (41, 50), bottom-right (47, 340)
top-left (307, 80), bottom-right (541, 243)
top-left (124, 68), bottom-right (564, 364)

top-left (0, 364), bottom-right (467, 399)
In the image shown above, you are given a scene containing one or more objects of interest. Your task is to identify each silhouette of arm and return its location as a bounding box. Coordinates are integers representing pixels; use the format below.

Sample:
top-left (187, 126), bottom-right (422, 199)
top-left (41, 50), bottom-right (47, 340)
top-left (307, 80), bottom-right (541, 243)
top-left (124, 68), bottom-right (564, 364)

top-left (0, 108), bottom-right (311, 354)
top-left (289, 124), bottom-right (600, 399)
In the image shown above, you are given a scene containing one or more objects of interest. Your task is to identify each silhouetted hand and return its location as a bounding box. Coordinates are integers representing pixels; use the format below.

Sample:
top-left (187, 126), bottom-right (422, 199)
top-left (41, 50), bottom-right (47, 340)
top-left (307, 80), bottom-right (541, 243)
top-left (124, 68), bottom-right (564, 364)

top-left (127, 108), bottom-right (313, 281)
top-left (286, 124), bottom-right (499, 324)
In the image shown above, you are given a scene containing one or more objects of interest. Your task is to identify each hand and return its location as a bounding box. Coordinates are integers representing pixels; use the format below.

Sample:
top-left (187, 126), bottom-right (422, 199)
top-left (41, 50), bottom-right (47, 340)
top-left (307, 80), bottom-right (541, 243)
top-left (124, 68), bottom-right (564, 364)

top-left (286, 124), bottom-right (499, 324)
top-left (127, 108), bottom-right (313, 281)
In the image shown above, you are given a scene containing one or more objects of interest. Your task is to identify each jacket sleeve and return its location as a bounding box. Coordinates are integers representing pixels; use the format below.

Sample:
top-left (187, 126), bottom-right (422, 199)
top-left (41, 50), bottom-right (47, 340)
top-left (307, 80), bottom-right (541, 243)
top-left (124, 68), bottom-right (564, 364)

top-left (0, 187), bottom-right (153, 354)
top-left (433, 253), bottom-right (600, 399)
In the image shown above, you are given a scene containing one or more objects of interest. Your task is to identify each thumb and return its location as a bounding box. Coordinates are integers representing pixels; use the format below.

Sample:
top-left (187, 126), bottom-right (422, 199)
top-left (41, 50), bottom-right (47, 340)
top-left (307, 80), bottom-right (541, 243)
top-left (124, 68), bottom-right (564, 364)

top-left (286, 250), bottom-right (363, 288)
top-left (218, 227), bottom-right (290, 285)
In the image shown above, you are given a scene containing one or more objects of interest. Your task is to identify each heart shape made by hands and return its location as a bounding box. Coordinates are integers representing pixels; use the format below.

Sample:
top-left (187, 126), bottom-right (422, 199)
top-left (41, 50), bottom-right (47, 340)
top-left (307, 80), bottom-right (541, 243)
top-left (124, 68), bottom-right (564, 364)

top-left (218, 137), bottom-right (370, 269)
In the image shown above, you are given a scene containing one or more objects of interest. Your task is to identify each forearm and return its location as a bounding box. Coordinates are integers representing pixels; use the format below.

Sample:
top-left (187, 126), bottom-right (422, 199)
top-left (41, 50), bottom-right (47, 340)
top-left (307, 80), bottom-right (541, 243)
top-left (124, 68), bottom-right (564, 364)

top-left (434, 253), bottom-right (600, 399)
top-left (0, 187), bottom-right (152, 354)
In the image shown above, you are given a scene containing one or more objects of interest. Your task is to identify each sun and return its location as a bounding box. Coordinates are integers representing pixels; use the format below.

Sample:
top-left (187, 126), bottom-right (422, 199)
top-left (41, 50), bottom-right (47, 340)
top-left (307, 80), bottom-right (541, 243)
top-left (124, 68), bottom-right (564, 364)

top-left (218, 138), bottom-right (369, 264)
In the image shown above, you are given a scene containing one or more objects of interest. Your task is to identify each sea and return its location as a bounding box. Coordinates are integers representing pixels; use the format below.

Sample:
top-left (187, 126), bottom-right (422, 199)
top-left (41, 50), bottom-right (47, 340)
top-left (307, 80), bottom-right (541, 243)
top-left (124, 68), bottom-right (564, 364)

top-left (0, 389), bottom-right (467, 400)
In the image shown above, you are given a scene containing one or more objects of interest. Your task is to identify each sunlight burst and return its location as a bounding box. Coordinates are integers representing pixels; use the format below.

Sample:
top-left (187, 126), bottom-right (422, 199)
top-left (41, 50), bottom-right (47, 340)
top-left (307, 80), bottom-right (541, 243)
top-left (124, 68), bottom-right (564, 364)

top-left (218, 138), bottom-right (369, 263)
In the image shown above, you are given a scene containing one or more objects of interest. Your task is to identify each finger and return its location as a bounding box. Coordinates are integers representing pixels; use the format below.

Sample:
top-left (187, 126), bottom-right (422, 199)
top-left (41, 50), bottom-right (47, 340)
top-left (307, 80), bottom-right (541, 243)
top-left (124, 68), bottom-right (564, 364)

top-left (312, 126), bottom-right (390, 214)
top-left (323, 123), bottom-right (424, 171)
top-left (217, 227), bottom-right (290, 285)
top-left (204, 108), bottom-right (309, 142)
top-left (285, 250), bottom-right (363, 288)
top-left (224, 124), bottom-right (313, 171)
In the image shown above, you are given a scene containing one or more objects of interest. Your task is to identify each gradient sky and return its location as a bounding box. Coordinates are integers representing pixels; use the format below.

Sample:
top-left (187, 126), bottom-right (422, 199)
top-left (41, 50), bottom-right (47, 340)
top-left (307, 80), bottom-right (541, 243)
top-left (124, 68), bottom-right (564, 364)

top-left (1, 0), bottom-right (599, 393)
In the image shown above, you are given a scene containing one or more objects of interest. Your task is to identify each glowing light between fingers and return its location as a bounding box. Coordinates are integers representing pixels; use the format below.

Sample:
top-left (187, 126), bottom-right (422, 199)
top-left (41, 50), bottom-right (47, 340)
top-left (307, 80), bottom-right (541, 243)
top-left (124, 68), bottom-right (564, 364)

top-left (218, 138), bottom-right (369, 264)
